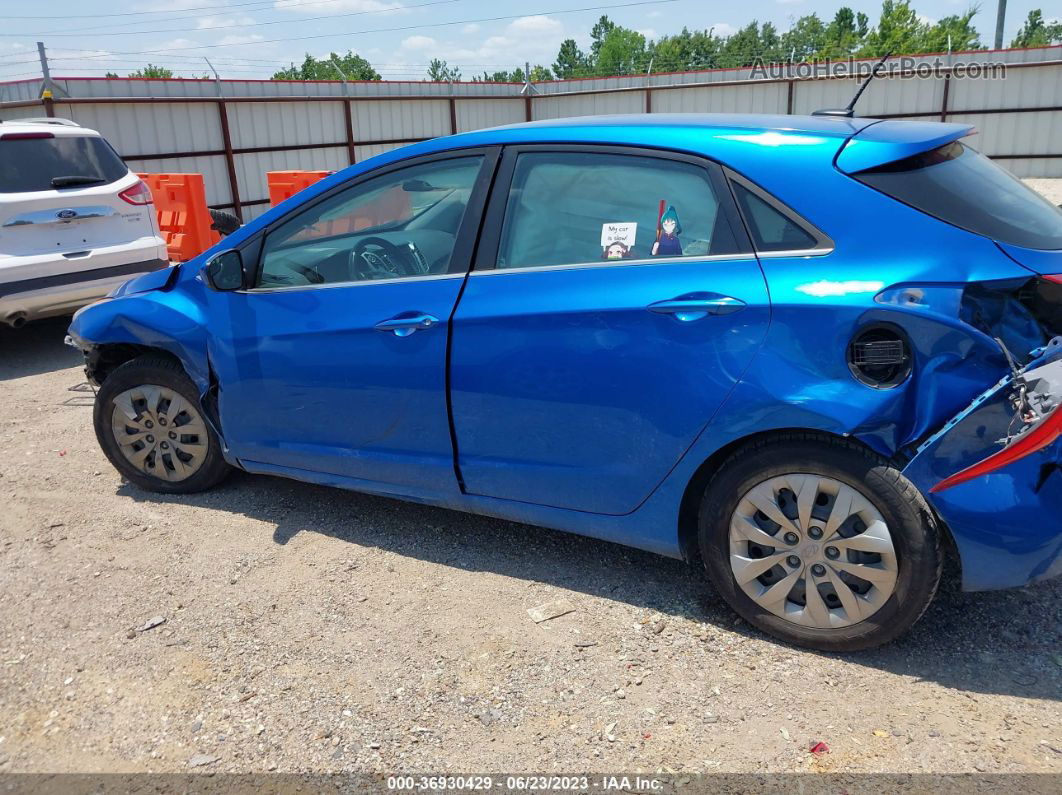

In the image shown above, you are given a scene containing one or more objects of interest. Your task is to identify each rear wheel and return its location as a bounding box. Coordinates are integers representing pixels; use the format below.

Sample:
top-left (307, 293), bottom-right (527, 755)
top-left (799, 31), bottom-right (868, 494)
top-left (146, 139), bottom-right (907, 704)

top-left (93, 355), bottom-right (230, 493)
top-left (698, 435), bottom-right (941, 651)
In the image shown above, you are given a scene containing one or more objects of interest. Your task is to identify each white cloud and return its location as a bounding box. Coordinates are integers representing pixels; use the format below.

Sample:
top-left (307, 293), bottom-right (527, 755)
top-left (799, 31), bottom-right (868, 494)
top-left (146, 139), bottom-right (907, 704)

top-left (197, 16), bottom-right (257, 29)
top-left (401, 35), bottom-right (437, 51)
top-left (712, 22), bottom-right (736, 37)
top-left (637, 28), bottom-right (658, 40)
top-left (273, 0), bottom-right (405, 14)
top-left (215, 34), bottom-right (265, 46)
top-left (647, 10), bottom-right (662, 18)
top-left (507, 15), bottom-right (564, 37)
top-left (463, 24), bottom-right (481, 34)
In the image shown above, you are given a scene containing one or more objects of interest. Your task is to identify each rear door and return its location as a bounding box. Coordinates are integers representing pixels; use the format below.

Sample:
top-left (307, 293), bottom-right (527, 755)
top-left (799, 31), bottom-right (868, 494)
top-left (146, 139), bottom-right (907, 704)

top-left (448, 145), bottom-right (771, 515)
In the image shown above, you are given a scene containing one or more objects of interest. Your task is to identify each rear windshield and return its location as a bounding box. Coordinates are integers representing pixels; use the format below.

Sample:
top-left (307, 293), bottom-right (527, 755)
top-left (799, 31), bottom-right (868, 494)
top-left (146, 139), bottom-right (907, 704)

top-left (0, 134), bottom-right (128, 193)
top-left (854, 141), bottom-right (1062, 251)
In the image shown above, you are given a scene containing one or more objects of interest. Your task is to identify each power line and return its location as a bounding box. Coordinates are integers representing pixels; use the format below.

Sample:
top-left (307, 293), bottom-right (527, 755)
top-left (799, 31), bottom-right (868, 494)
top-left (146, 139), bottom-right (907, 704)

top-left (57, 0), bottom-right (681, 60)
top-left (5, 0), bottom-right (463, 38)
top-left (2, 0), bottom-right (363, 21)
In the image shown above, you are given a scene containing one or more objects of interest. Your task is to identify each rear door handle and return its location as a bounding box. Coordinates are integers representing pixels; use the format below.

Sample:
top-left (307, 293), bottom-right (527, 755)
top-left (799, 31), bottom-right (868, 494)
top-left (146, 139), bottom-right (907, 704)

top-left (647, 292), bottom-right (746, 322)
top-left (374, 311), bottom-right (440, 337)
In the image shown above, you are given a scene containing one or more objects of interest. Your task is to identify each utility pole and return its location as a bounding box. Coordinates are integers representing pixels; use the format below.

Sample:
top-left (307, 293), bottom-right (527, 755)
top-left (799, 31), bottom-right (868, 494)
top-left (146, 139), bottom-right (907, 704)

top-left (330, 54), bottom-right (350, 96)
top-left (520, 61), bottom-right (536, 95)
top-left (204, 57), bottom-right (222, 97)
top-left (994, 0), bottom-right (1007, 49)
top-left (36, 41), bottom-right (66, 103)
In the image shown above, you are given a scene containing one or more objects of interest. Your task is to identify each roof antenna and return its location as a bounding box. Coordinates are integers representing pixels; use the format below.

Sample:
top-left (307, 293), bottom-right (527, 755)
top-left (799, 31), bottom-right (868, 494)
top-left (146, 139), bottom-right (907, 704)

top-left (812, 51), bottom-right (892, 118)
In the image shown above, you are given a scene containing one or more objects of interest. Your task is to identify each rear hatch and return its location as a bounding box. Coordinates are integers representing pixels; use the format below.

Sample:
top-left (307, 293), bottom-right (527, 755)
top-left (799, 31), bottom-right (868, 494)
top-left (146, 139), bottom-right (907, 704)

top-left (839, 120), bottom-right (1062, 348)
top-left (838, 120), bottom-right (1062, 271)
top-left (0, 130), bottom-right (155, 261)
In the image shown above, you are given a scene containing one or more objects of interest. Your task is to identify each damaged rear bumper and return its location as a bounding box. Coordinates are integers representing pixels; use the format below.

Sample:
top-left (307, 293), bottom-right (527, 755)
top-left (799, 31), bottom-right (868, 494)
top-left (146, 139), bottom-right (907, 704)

top-left (902, 341), bottom-right (1062, 591)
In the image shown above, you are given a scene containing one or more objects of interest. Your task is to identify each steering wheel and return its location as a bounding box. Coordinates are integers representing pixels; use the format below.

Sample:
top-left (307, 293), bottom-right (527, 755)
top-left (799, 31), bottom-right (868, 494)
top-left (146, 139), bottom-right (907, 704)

top-left (351, 236), bottom-right (421, 280)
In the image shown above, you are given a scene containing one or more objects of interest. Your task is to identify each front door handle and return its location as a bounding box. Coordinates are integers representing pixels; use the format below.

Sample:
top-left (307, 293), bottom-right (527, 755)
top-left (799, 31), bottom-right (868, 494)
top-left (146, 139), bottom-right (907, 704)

top-left (374, 311), bottom-right (440, 337)
top-left (647, 292), bottom-right (746, 322)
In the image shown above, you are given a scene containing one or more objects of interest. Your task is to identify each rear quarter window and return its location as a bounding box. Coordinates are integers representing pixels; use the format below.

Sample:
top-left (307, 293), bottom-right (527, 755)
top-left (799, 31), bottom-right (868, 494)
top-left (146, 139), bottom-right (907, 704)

top-left (854, 141), bottom-right (1062, 251)
top-left (0, 134), bottom-right (129, 193)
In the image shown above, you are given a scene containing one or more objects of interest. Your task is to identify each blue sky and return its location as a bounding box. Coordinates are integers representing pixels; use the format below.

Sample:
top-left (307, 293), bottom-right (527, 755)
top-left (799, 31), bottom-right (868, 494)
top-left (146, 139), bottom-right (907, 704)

top-left (0, 0), bottom-right (1054, 82)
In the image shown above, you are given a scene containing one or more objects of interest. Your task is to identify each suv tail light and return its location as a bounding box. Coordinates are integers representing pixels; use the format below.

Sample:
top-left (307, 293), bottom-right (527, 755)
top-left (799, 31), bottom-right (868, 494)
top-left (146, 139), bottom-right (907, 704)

top-left (1045, 274), bottom-right (1062, 285)
top-left (118, 179), bottom-right (153, 206)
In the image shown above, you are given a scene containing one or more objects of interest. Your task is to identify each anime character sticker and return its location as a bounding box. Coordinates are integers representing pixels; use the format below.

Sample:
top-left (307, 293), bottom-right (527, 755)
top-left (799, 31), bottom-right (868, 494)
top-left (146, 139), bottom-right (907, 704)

top-left (601, 222), bottom-right (637, 261)
top-left (652, 202), bottom-right (683, 257)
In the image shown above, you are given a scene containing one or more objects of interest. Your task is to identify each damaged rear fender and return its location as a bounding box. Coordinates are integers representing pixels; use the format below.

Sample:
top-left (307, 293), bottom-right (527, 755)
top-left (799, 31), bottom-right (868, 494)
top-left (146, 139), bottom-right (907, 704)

top-left (902, 341), bottom-right (1062, 590)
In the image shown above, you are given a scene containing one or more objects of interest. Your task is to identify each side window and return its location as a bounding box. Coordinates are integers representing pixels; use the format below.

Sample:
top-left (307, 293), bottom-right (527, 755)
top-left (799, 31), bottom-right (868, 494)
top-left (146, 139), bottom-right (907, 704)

top-left (495, 151), bottom-right (739, 270)
top-left (731, 182), bottom-right (821, 253)
top-left (257, 156), bottom-right (483, 288)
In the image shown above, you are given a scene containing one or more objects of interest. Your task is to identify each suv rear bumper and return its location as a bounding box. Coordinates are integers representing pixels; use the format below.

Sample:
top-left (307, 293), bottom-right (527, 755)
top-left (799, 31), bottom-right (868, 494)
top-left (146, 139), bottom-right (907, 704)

top-left (0, 254), bottom-right (168, 325)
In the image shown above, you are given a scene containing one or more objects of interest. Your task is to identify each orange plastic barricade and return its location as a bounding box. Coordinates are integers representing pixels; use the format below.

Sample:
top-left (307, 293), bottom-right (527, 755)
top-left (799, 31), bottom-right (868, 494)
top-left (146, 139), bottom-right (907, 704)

top-left (137, 173), bottom-right (220, 263)
top-left (267, 170), bottom-right (333, 206)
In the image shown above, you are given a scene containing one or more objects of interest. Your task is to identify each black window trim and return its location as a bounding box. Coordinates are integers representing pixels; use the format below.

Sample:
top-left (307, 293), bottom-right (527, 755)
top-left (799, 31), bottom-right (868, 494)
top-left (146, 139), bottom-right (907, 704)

top-left (226, 145), bottom-right (502, 293)
top-left (723, 167), bottom-right (835, 258)
top-left (472, 143), bottom-right (755, 275)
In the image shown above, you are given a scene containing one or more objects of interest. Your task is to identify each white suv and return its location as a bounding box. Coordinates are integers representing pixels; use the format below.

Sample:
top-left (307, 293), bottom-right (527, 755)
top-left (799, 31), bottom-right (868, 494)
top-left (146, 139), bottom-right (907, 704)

top-left (0, 118), bottom-right (167, 328)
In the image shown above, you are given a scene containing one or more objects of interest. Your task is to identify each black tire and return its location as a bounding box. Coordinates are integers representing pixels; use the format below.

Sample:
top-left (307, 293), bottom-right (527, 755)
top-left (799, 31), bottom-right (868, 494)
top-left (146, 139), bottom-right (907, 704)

top-left (208, 208), bottom-right (241, 237)
top-left (698, 433), bottom-right (941, 652)
top-left (93, 355), bottom-right (231, 494)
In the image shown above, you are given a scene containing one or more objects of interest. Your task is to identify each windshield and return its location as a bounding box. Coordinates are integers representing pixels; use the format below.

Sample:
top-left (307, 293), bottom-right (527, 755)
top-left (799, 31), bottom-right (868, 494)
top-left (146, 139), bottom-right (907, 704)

top-left (0, 134), bottom-right (128, 193)
top-left (854, 141), bottom-right (1062, 251)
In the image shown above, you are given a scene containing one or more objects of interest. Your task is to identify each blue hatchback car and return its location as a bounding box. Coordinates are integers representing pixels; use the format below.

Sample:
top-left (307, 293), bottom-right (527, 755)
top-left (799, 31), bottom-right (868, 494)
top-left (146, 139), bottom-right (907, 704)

top-left (68, 114), bottom-right (1062, 650)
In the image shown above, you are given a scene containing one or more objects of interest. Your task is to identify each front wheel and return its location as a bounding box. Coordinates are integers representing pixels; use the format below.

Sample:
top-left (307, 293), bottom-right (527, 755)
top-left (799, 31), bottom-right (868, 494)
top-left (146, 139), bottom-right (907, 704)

top-left (698, 435), bottom-right (942, 651)
top-left (93, 355), bottom-right (231, 494)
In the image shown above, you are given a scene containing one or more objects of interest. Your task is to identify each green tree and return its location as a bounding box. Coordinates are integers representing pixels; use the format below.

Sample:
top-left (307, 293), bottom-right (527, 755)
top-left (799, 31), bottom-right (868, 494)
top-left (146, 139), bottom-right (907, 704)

top-left (104, 71), bottom-right (119, 78)
top-left (272, 51), bottom-right (379, 81)
top-left (473, 70), bottom-right (514, 82)
top-left (649, 27), bottom-right (723, 72)
top-left (529, 65), bottom-right (553, 82)
top-left (553, 38), bottom-right (588, 78)
top-left (589, 15), bottom-right (617, 61)
top-left (859, 0), bottom-right (931, 56)
top-left (719, 22), bottom-right (771, 67)
top-left (129, 64), bottom-right (174, 78)
top-left (923, 9), bottom-right (984, 53)
top-left (425, 58), bottom-right (461, 82)
top-left (596, 26), bottom-right (647, 75)
top-left (1010, 9), bottom-right (1062, 47)
top-left (819, 7), bottom-right (869, 59)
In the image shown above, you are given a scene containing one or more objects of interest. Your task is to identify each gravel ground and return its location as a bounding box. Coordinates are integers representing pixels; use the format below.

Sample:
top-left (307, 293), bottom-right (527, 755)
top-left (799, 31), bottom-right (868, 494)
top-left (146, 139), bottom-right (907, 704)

top-left (1, 181), bottom-right (1060, 777)
top-left (2, 323), bottom-right (1060, 778)
top-left (1025, 179), bottom-right (1062, 207)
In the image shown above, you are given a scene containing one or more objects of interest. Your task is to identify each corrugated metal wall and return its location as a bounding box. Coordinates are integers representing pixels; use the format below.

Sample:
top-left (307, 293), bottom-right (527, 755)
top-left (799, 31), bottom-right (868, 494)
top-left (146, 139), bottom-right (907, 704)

top-left (3, 46), bottom-right (1060, 213)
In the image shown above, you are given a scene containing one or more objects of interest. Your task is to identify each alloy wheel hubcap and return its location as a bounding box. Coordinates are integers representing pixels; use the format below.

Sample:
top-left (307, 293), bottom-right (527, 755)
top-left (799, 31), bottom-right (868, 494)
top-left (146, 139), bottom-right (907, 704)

top-left (728, 474), bottom-right (898, 629)
top-left (110, 385), bottom-right (208, 482)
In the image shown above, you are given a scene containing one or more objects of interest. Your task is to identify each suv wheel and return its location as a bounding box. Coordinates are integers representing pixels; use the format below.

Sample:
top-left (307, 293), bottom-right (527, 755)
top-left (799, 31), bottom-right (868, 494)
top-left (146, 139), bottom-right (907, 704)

top-left (698, 434), bottom-right (941, 651)
top-left (94, 355), bottom-right (231, 493)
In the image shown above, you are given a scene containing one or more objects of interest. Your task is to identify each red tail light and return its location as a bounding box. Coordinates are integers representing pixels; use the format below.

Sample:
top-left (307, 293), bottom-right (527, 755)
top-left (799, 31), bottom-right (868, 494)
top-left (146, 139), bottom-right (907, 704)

top-left (118, 179), bottom-right (153, 205)
top-left (1045, 274), bottom-right (1062, 285)
top-left (0, 131), bottom-right (54, 140)
top-left (931, 405), bottom-right (1062, 492)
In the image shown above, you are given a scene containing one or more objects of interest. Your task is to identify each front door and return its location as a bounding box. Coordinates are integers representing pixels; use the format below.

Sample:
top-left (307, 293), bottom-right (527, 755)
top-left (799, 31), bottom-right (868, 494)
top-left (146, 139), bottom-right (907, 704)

top-left (205, 151), bottom-right (494, 491)
top-left (449, 147), bottom-right (771, 514)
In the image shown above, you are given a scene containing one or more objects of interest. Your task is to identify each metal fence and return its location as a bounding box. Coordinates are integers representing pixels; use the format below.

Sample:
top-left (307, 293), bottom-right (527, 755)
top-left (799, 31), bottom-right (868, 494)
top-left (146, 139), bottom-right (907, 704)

top-left (2, 45), bottom-right (1059, 222)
